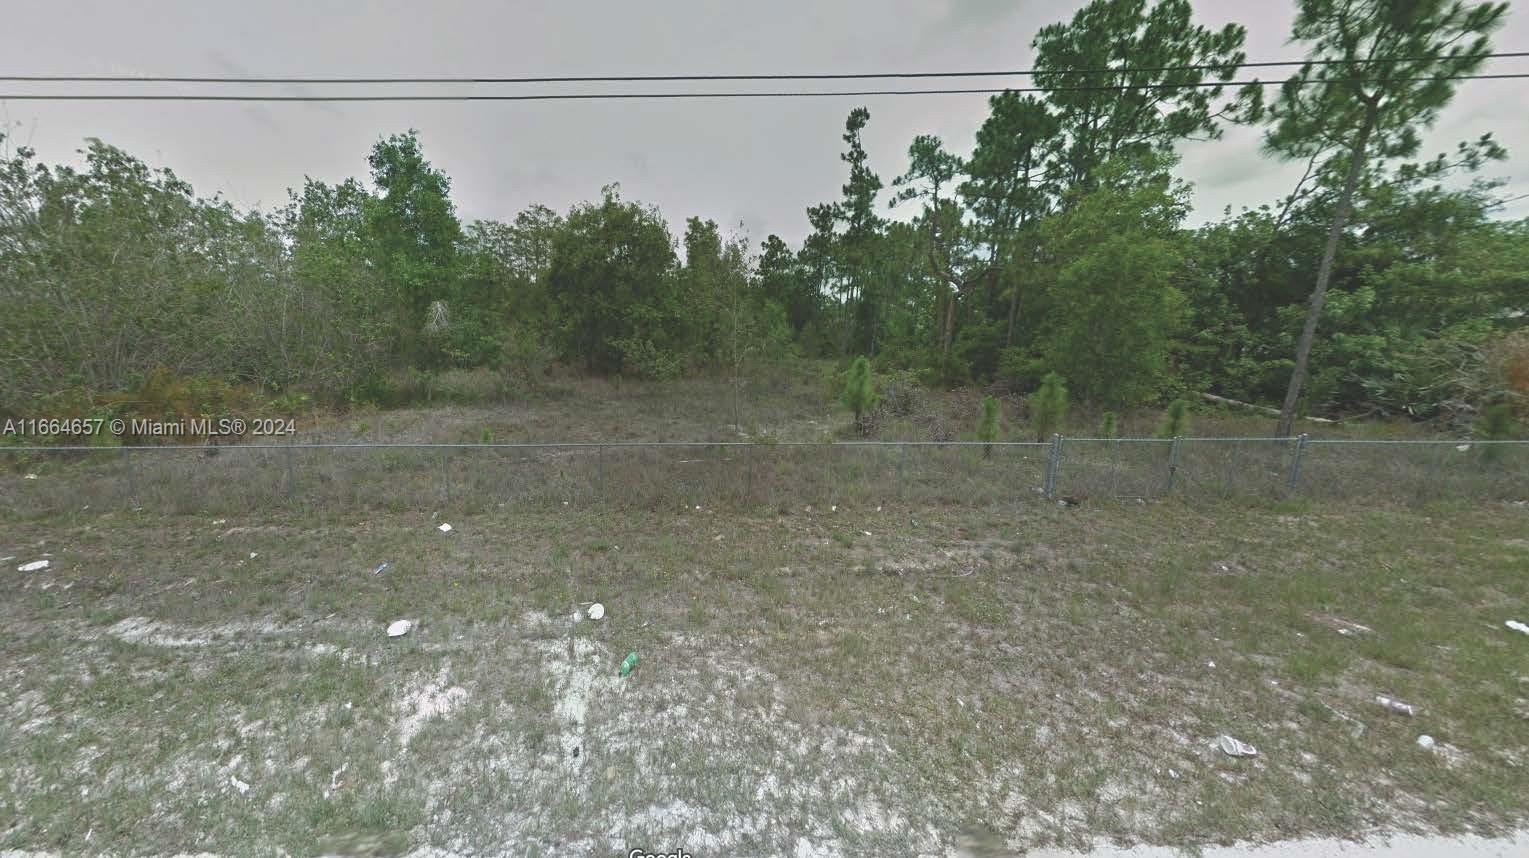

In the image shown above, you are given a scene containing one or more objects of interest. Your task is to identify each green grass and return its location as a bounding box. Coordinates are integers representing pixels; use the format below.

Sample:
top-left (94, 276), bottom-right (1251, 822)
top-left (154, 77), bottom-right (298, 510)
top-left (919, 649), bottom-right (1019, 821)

top-left (2, 499), bottom-right (1528, 855)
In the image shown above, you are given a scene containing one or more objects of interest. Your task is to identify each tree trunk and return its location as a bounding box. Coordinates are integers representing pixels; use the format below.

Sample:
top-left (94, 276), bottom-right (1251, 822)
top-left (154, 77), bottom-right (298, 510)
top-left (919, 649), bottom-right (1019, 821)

top-left (1005, 270), bottom-right (1020, 348)
top-left (940, 287), bottom-right (957, 357)
top-left (1275, 104), bottom-right (1376, 437)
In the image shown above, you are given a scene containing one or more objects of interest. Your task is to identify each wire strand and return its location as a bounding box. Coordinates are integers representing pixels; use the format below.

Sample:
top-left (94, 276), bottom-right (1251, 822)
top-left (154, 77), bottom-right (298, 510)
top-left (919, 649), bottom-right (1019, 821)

top-left (3, 51), bottom-right (1526, 85)
top-left (1, 74), bottom-right (1524, 101)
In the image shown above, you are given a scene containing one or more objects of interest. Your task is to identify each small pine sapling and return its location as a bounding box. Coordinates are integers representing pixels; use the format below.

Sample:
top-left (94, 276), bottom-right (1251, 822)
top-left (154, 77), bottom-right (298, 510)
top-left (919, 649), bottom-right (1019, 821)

top-left (1029, 373), bottom-right (1069, 442)
top-left (841, 355), bottom-right (879, 436)
top-left (977, 395), bottom-right (1001, 459)
top-left (1160, 399), bottom-right (1191, 438)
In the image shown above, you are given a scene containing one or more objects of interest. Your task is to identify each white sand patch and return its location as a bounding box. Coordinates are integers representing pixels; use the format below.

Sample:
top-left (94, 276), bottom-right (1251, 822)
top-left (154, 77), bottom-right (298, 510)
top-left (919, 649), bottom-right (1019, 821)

top-left (795, 837), bottom-right (846, 858)
top-left (106, 617), bottom-right (210, 648)
top-left (396, 668), bottom-right (469, 748)
top-left (530, 635), bottom-right (620, 776)
top-left (1018, 830), bottom-right (1529, 857)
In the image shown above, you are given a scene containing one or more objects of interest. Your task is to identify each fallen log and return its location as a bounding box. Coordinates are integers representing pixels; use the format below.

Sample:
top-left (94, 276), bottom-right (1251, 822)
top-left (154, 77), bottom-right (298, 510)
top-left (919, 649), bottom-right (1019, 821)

top-left (1200, 392), bottom-right (1339, 424)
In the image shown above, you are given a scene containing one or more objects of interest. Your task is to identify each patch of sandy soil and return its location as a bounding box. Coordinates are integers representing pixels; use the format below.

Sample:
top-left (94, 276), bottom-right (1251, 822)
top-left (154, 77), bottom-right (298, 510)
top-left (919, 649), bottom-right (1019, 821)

top-left (396, 668), bottom-right (469, 748)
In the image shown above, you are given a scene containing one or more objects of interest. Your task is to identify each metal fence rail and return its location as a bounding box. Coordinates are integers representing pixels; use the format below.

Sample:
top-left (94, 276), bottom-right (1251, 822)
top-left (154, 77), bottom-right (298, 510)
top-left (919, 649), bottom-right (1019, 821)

top-left (1, 436), bottom-right (1524, 518)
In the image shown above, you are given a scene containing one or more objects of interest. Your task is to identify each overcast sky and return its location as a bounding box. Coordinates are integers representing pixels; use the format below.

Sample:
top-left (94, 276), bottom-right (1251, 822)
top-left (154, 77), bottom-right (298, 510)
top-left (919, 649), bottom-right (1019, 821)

top-left (3, 0), bottom-right (1527, 247)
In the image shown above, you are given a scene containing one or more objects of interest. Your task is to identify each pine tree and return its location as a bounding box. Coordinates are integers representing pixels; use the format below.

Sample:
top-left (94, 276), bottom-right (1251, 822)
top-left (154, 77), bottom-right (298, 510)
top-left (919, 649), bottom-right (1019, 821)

top-left (1030, 373), bottom-right (1069, 442)
top-left (977, 395), bottom-right (1001, 458)
top-left (1267, 0), bottom-right (1509, 435)
top-left (1160, 399), bottom-right (1191, 438)
top-left (1100, 411), bottom-right (1119, 439)
top-left (841, 356), bottom-right (879, 436)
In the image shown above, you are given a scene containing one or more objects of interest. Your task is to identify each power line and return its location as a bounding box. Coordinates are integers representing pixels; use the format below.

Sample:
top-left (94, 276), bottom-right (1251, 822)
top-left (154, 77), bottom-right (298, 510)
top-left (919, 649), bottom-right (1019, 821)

top-left (2, 51), bottom-right (1526, 85)
top-left (0, 74), bottom-right (1525, 101)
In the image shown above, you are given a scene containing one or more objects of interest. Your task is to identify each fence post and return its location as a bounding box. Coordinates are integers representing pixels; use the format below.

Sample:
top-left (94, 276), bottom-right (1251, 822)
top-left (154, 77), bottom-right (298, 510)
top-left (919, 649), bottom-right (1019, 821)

top-left (123, 447), bottom-right (137, 506)
top-left (597, 443), bottom-right (606, 502)
top-left (1287, 433), bottom-right (1309, 492)
top-left (743, 443), bottom-right (753, 507)
top-left (284, 446), bottom-right (296, 502)
top-left (282, 440), bottom-right (296, 501)
top-left (1044, 433), bottom-right (1063, 499)
top-left (1165, 436), bottom-right (1183, 495)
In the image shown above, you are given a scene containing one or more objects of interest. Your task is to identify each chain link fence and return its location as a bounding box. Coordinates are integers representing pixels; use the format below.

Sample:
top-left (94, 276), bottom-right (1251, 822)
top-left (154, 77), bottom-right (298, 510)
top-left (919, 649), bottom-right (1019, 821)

top-left (1, 436), bottom-right (1524, 518)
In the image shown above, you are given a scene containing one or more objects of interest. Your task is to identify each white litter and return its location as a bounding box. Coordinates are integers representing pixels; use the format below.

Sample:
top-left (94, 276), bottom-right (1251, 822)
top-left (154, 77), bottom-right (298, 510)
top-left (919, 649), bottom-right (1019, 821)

top-left (230, 776), bottom-right (250, 795)
top-left (437, 523), bottom-right (453, 533)
top-left (17, 560), bottom-right (50, 572)
top-left (1506, 620), bottom-right (1529, 636)
top-left (1417, 734), bottom-right (1436, 750)
top-left (1456, 444), bottom-right (1471, 452)
top-left (249, 552), bottom-right (258, 559)
top-left (862, 530), bottom-right (872, 537)
top-left (23, 473), bottom-right (38, 480)
top-left (1217, 735), bottom-right (1258, 757)
top-left (387, 620), bottom-right (413, 638)
top-left (587, 603), bottom-right (605, 621)
top-left (212, 518), bottom-right (227, 526)
top-left (1376, 695), bottom-right (1418, 716)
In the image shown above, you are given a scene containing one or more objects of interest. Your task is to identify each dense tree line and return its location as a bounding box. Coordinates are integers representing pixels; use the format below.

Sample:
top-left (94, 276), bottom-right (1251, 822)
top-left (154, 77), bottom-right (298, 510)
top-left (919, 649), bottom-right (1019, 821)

top-left (1, 0), bottom-right (1526, 433)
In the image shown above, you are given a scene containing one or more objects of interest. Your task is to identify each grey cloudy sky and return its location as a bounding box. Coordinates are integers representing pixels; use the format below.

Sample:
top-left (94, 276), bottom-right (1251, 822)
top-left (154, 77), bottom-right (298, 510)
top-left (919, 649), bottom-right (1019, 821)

top-left (3, 0), bottom-right (1528, 246)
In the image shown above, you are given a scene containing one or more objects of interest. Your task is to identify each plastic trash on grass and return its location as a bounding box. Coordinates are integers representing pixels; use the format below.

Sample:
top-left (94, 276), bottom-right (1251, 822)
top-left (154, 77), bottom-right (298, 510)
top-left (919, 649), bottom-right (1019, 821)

top-left (1217, 735), bottom-right (1258, 757)
top-left (386, 619), bottom-right (413, 638)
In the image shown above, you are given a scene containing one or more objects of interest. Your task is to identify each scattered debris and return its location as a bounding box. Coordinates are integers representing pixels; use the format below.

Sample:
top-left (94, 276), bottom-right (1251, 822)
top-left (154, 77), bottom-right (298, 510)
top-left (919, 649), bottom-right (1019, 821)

top-left (23, 473), bottom-right (38, 480)
top-left (1217, 735), bottom-right (1258, 757)
top-left (1309, 612), bottom-right (1373, 637)
top-left (619, 651), bottom-right (639, 677)
top-left (373, 562), bottom-right (389, 575)
top-left (861, 530), bottom-right (872, 537)
top-left (588, 603), bottom-right (605, 621)
top-left (249, 552), bottom-right (258, 559)
top-left (1456, 444), bottom-right (1471, 452)
top-left (1376, 695), bottom-right (1418, 716)
top-left (1058, 494), bottom-right (1087, 507)
top-left (230, 776), bottom-right (250, 795)
top-left (1417, 735), bottom-right (1436, 750)
top-left (1317, 698), bottom-right (1366, 735)
top-left (386, 619), bottom-right (413, 638)
top-left (437, 523), bottom-right (453, 533)
top-left (212, 518), bottom-right (227, 526)
top-left (17, 559), bottom-right (50, 572)
top-left (1507, 620), bottom-right (1529, 636)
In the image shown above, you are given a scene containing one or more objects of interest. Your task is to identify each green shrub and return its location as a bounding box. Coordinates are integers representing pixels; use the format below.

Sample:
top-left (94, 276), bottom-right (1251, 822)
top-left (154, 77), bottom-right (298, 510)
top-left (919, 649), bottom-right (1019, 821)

top-left (1478, 401), bottom-right (1518, 465)
top-left (615, 338), bottom-right (684, 381)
